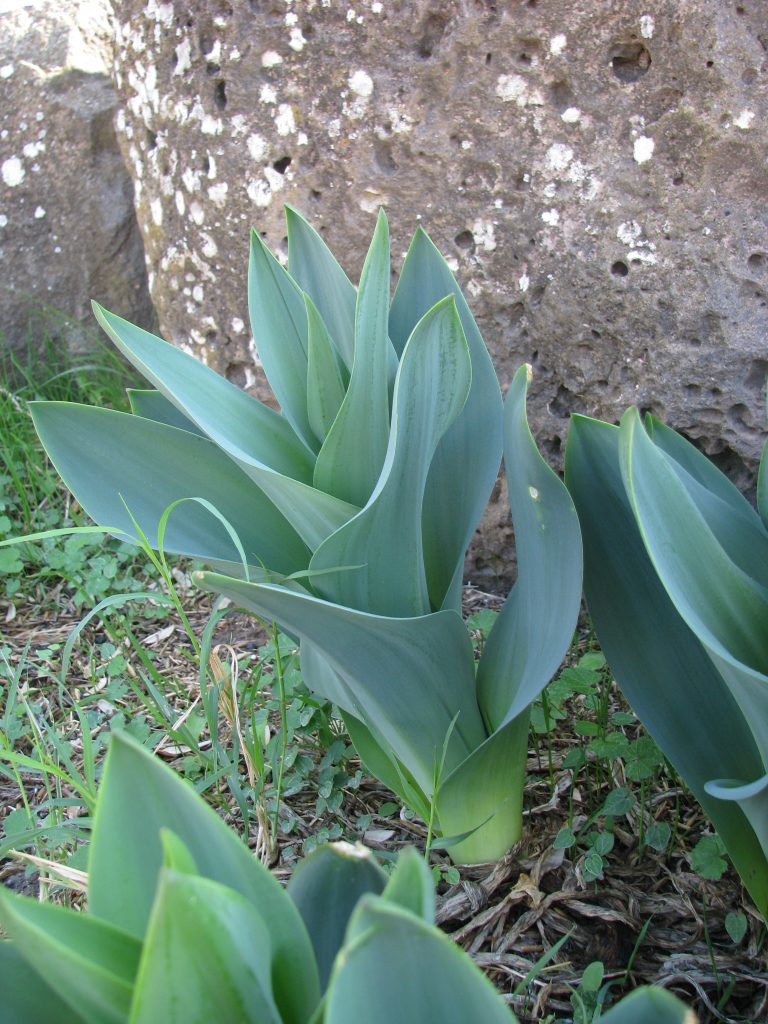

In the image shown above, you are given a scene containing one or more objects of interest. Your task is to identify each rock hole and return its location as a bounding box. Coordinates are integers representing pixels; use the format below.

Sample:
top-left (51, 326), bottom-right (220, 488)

top-left (486, 52), bottom-right (493, 65)
top-left (610, 39), bottom-right (652, 83)
top-left (515, 173), bottom-right (531, 192)
top-left (145, 128), bottom-right (158, 150)
top-left (272, 155), bottom-right (292, 174)
top-left (417, 12), bottom-right (450, 58)
top-left (727, 403), bottom-right (751, 430)
top-left (591, 329), bottom-right (601, 338)
top-left (550, 385), bottom-right (575, 418)
top-left (736, 4), bottom-right (745, 13)
top-left (374, 140), bottom-right (397, 175)
top-left (213, 80), bottom-right (227, 110)
top-left (706, 59), bottom-right (715, 68)
top-left (688, 337), bottom-right (702, 347)
top-left (205, 330), bottom-right (217, 347)
top-left (310, 188), bottom-right (322, 199)
top-left (748, 252), bottom-right (767, 273)
top-left (672, 173), bottom-right (684, 185)
top-left (455, 229), bottom-right (474, 250)
top-left (685, 383), bottom-right (701, 396)
top-left (746, 358), bottom-right (768, 390)
top-left (611, 260), bottom-right (629, 277)
top-left (530, 284), bottom-right (546, 305)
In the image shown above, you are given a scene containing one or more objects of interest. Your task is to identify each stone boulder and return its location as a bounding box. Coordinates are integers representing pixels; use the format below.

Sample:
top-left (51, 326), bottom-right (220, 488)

top-left (109, 0), bottom-right (767, 585)
top-left (0, 0), bottom-right (152, 357)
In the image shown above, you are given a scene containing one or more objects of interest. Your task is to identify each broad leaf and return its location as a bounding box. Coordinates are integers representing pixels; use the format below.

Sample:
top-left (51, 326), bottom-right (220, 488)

top-left (248, 230), bottom-right (317, 452)
top-left (313, 209), bottom-right (391, 507)
top-left (88, 732), bottom-right (319, 1024)
top-left (325, 899), bottom-right (516, 1023)
top-left (130, 870), bottom-right (281, 1024)
top-left (621, 408), bottom-right (768, 675)
top-left (0, 889), bottom-right (141, 1024)
top-left (30, 402), bottom-right (310, 574)
top-left (565, 415), bottom-right (768, 918)
top-left (599, 987), bottom-right (693, 1024)
top-left (390, 227), bottom-right (503, 611)
top-left (477, 366), bottom-right (582, 728)
top-left (127, 388), bottom-right (205, 435)
top-left (288, 843), bottom-right (387, 990)
top-left (286, 205), bottom-right (357, 372)
top-left (93, 304), bottom-right (357, 550)
top-left (305, 295), bottom-right (346, 443)
top-left (309, 296), bottom-right (471, 616)
top-left (0, 941), bottom-right (88, 1023)
top-left (193, 574), bottom-right (486, 795)
top-left (381, 847), bottom-right (435, 924)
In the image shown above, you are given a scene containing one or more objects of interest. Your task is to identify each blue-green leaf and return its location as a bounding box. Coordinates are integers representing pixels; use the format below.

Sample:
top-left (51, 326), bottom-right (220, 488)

top-left (305, 295), bottom-right (346, 443)
top-left (309, 295), bottom-right (471, 616)
top-left (30, 402), bottom-right (310, 574)
top-left (313, 209), bottom-right (391, 506)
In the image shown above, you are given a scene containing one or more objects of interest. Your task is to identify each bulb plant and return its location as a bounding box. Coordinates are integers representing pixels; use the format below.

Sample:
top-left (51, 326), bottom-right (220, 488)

top-left (0, 732), bottom-right (694, 1024)
top-left (30, 207), bottom-right (583, 864)
top-left (565, 405), bottom-right (768, 919)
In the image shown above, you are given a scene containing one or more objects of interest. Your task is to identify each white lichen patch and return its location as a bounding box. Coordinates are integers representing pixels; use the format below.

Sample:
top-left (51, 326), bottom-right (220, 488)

top-left (150, 197), bottom-right (163, 225)
top-left (200, 115), bottom-right (223, 135)
top-left (200, 232), bottom-right (218, 258)
top-left (33, 206), bottom-right (45, 219)
top-left (349, 69), bottom-right (374, 98)
top-left (519, 272), bottom-right (530, 292)
top-left (633, 136), bottom-right (655, 163)
top-left (22, 141), bottom-right (45, 159)
top-left (207, 182), bottom-right (228, 207)
top-left (0, 215), bottom-right (7, 227)
top-left (231, 317), bottom-right (245, 334)
top-left (260, 84), bottom-right (278, 105)
top-left (0, 65), bottom-right (14, 79)
top-left (289, 26), bottom-right (307, 51)
top-left (543, 182), bottom-right (557, 198)
top-left (617, 220), bottom-right (657, 264)
top-left (561, 107), bottom-right (581, 124)
top-left (174, 38), bottom-right (191, 75)
top-left (247, 134), bottom-right (269, 161)
top-left (175, 190), bottom-right (185, 215)
top-left (545, 142), bottom-right (574, 173)
top-left (640, 14), bottom-right (655, 39)
top-left (549, 34), bottom-right (567, 55)
top-left (472, 218), bottom-right (497, 253)
top-left (189, 201), bottom-right (205, 224)
top-left (182, 167), bottom-right (201, 193)
top-left (261, 50), bottom-right (283, 67)
top-left (734, 109), bottom-right (755, 130)
top-left (1, 157), bottom-right (25, 188)
top-left (541, 208), bottom-right (560, 226)
top-left (275, 104), bottom-right (297, 136)
top-left (496, 74), bottom-right (544, 107)
top-left (327, 118), bottom-right (342, 138)
top-left (247, 178), bottom-right (274, 208)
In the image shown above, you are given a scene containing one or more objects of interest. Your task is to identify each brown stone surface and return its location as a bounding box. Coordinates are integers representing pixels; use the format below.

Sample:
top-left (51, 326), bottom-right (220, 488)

top-left (108, 0), bottom-right (767, 584)
top-left (0, 1), bottom-right (152, 356)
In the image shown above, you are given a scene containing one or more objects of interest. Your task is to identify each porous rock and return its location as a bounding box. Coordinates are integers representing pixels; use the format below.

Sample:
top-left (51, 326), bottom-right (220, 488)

top-left (0, 0), bottom-right (152, 356)
top-left (109, 0), bottom-right (768, 585)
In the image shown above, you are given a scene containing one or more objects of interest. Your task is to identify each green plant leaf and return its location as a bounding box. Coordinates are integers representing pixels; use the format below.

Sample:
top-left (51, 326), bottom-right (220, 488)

top-left (0, 941), bottom-right (89, 1023)
top-left (621, 408), bottom-right (768, 673)
top-left (325, 899), bottom-right (517, 1023)
top-left (599, 987), bottom-right (693, 1024)
top-left (565, 415), bottom-right (768, 918)
top-left (29, 402), bottom-right (310, 574)
top-left (310, 295), bottom-right (471, 616)
top-left (725, 909), bottom-right (748, 944)
top-left (193, 574), bottom-right (486, 796)
top-left (389, 226), bottom-right (503, 611)
top-left (305, 294), bottom-right (346, 443)
top-left (288, 842), bottom-right (387, 990)
top-left (248, 229), bottom-right (317, 453)
top-left (759, 433), bottom-right (768, 531)
top-left (313, 209), bottom-right (391, 507)
top-left (127, 388), bottom-right (205, 436)
top-left (381, 847), bottom-right (436, 924)
top-left (92, 304), bottom-right (357, 550)
top-left (129, 869), bottom-right (282, 1024)
top-left (286, 205), bottom-right (357, 372)
top-left (0, 889), bottom-right (141, 1024)
top-left (88, 731), bottom-right (319, 1024)
top-left (476, 365), bottom-right (583, 729)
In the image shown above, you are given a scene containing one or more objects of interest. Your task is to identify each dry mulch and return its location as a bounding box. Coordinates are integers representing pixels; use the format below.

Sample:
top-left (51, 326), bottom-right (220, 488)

top-left (1, 586), bottom-right (766, 1023)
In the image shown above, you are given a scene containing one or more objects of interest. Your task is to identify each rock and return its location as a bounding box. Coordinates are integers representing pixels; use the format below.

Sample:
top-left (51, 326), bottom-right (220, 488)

top-left (108, 0), bottom-right (767, 585)
top-left (0, 0), bottom-right (152, 357)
